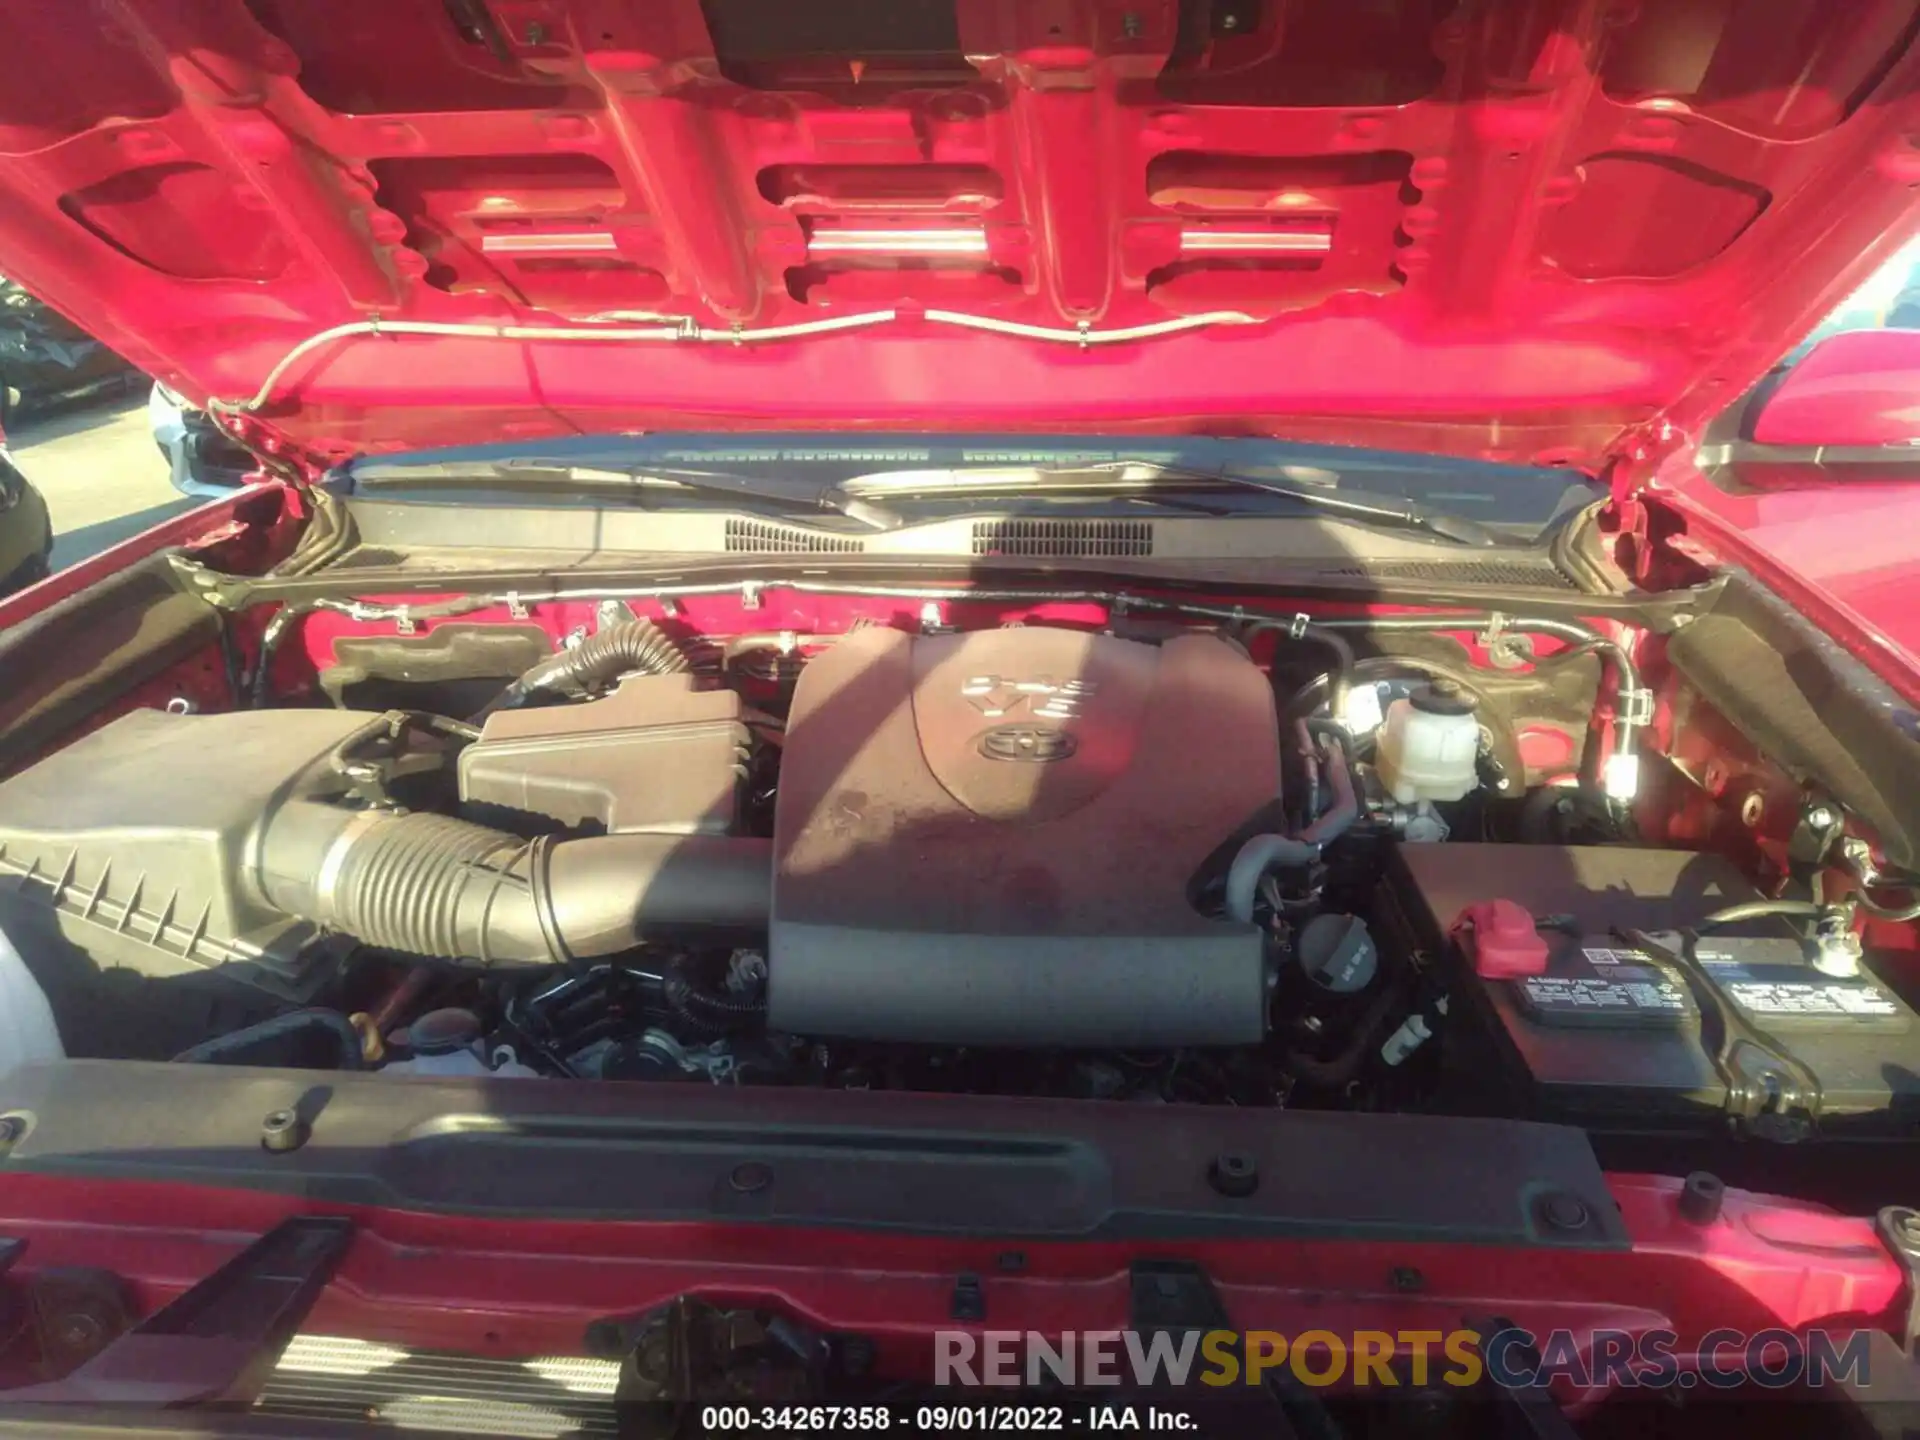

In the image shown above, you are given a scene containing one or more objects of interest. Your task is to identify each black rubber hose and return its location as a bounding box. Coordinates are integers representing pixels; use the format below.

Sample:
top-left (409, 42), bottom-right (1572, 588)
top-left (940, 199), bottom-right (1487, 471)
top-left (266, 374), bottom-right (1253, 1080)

top-left (254, 804), bottom-right (771, 967)
top-left (1297, 733), bottom-right (1358, 847)
top-left (663, 971), bottom-right (764, 1017)
top-left (480, 619), bottom-right (689, 719)
top-left (173, 1009), bottom-right (367, 1070)
top-left (662, 969), bottom-right (766, 1039)
top-left (1241, 618), bottom-right (1356, 725)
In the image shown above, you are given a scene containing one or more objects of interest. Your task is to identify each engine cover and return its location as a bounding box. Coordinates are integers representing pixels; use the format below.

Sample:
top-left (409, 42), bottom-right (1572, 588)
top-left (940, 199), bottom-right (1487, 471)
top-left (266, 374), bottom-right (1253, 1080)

top-left (769, 626), bottom-right (1279, 1046)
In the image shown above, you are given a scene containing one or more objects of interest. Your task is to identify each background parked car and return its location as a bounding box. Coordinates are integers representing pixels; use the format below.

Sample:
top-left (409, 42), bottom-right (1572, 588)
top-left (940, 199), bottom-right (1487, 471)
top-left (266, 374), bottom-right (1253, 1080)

top-left (148, 382), bottom-right (258, 496)
top-left (0, 276), bottom-right (143, 426)
top-left (0, 426), bottom-right (52, 595)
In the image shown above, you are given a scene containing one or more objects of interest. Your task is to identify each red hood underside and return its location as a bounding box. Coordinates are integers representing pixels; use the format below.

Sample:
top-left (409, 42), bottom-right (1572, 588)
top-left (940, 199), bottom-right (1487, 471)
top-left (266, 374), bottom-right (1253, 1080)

top-left (6, 0), bottom-right (1920, 472)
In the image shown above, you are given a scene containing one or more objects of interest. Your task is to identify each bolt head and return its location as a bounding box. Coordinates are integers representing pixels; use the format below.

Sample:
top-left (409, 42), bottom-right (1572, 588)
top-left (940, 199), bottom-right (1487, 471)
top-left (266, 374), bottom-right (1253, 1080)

top-left (729, 1161), bottom-right (773, 1194)
top-left (1540, 1192), bottom-right (1590, 1232)
top-left (57, 1314), bottom-right (102, 1350)
top-left (260, 1108), bottom-right (308, 1153)
top-left (1208, 1151), bottom-right (1259, 1198)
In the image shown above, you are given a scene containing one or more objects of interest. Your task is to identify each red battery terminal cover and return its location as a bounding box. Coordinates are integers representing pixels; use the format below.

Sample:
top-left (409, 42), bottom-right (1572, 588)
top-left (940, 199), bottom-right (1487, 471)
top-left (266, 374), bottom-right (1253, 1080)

top-left (1452, 898), bottom-right (1550, 979)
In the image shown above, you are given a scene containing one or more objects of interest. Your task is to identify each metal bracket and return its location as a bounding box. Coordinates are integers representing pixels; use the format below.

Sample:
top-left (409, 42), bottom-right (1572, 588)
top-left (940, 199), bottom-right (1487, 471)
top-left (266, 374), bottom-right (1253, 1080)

top-left (1879, 1208), bottom-right (1920, 1355)
top-left (1785, 798), bottom-right (1847, 902)
top-left (1790, 799), bottom-right (1845, 866)
top-left (6, 1216), bottom-right (353, 1408)
top-left (1842, 835), bottom-right (1887, 889)
top-left (165, 554), bottom-right (250, 610)
top-left (583, 1294), bottom-right (831, 1408)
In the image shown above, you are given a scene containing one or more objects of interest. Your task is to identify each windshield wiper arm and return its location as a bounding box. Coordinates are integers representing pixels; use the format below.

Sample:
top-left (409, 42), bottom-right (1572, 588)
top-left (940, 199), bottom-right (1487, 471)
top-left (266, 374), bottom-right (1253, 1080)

top-left (1080, 461), bottom-right (1503, 546)
top-left (839, 461), bottom-right (1503, 546)
top-left (350, 459), bottom-right (904, 531)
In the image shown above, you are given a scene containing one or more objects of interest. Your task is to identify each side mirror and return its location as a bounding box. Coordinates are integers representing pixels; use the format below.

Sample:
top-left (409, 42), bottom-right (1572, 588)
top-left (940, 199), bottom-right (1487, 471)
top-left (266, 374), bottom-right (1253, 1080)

top-left (1750, 328), bottom-right (1920, 448)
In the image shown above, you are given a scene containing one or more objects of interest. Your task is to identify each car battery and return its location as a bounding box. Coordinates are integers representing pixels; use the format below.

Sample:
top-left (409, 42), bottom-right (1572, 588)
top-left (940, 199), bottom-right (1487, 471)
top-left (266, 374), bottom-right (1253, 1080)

top-left (1382, 843), bottom-right (1920, 1136)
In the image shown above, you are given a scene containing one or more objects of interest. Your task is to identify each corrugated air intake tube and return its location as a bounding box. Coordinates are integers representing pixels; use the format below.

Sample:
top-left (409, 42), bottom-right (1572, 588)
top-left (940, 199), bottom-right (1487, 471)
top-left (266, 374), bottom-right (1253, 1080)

top-left (253, 803), bottom-right (770, 967)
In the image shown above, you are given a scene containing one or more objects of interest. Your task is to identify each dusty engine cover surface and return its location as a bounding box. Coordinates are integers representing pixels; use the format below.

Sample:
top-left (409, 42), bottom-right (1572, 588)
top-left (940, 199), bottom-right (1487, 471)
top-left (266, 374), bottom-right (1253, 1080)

top-left (770, 626), bottom-right (1280, 1045)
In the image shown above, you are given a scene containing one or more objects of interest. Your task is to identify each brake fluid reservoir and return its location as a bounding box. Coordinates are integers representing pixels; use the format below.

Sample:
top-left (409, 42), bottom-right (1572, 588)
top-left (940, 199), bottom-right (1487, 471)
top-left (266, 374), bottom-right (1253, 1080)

top-left (1374, 681), bottom-right (1481, 804)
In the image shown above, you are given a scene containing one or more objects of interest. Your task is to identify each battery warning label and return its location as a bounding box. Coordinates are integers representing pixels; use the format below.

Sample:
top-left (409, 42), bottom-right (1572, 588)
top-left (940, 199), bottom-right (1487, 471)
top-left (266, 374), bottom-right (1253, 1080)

top-left (1516, 970), bottom-right (1691, 1028)
top-left (1521, 976), bottom-right (1688, 1010)
top-left (1698, 961), bottom-right (1902, 1021)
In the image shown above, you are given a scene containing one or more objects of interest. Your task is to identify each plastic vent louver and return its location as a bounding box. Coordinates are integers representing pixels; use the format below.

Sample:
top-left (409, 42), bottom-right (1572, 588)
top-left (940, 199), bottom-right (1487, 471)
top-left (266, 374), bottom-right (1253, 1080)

top-left (1322, 559), bottom-right (1578, 590)
top-left (971, 519), bottom-right (1154, 557)
top-left (724, 519), bottom-right (864, 554)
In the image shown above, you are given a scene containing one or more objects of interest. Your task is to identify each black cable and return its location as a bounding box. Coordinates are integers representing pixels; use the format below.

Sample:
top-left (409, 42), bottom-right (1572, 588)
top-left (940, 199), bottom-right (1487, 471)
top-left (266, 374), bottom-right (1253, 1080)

top-left (214, 611), bottom-right (245, 708)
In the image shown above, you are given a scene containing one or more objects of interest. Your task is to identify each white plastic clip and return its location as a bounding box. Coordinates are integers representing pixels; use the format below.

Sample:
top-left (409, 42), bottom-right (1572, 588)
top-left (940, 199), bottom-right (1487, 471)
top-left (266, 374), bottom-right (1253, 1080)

top-left (1289, 612), bottom-right (1311, 640)
top-left (740, 582), bottom-right (764, 611)
top-left (1076, 320), bottom-right (1093, 351)
top-left (1621, 687), bottom-right (1657, 727)
top-left (505, 592), bottom-right (530, 620)
top-left (393, 606), bottom-right (416, 636)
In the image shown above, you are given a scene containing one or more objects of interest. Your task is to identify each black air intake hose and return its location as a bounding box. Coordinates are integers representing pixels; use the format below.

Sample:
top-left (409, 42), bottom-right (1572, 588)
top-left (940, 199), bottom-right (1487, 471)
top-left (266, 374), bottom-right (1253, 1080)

top-left (254, 803), bottom-right (770, 967)
top-left (480, 619), bottom-right (690, 719)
